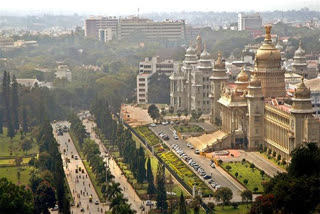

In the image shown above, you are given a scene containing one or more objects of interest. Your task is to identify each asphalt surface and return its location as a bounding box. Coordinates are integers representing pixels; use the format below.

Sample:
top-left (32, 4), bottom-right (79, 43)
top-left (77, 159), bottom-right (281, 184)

top-left (82, 119), bottom-right (147, 214)
top-left (53, 121), bottom-right (106, 214)
top-left (150, 124), bottom-right (244, 201)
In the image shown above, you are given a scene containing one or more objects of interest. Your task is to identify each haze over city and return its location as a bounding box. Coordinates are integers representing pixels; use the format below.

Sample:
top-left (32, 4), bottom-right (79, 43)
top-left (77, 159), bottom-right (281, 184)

top-left (1, 0), bottom-right (320, 15)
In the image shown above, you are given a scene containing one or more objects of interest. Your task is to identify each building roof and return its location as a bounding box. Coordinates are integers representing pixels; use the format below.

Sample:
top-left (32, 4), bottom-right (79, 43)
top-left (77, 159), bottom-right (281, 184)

top-left (304, 78), bottom-right (320, 92)
top-left (16, 78), bottom-right (39, 87)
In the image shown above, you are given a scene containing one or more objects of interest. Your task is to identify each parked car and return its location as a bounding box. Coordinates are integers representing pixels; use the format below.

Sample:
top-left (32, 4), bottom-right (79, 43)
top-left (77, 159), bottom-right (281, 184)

top-left (195, 149), bottom-right (200, 154)
top-left (149, 123), bottom-right (156, 127)
top-left (95, 200), bottom-right (99, 205)
top-left (51, 205), bottom-right (59, 211)
top-left (204, 175), bottom-right (212, 179)
top-left (162, 121), bottom-right (169, 125)
top-left (210, 163), bottom-right (216, 168)
top-left (173, 135), bottom-right (179, 140)
top-left (146, 200), bottom-right (153, 206)
top-left (74, 155), bottom-right (78, 160)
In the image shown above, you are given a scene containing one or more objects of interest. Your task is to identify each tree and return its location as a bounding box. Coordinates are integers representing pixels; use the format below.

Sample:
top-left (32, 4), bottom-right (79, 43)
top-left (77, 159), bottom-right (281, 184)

top-left (156, 163), bottom-right (168, 212)
top-left (21, 139), bottom-right (32, 154)
top-left (183, 109), bottom-right (188, 117)
top-left (7, 117), bottom-right (15, 139)
top-left (214, 187), bottom-right (233, 209)
top-left (148, 104), bottom-right (160, 122)
top-left (105, 181), bottom-right (122, 201)
top-left (0, 178), bottom-right (34, 214)
top-left (178, 192), bottom-right (188, 214)
top-left (235, 172), bottom-right (239, 178)
top-left (11, 74), bottom-right (19, 131)
top-left (226, 165), bottom-right (232, 171)
top-left (260, 170), bottom-right (265, 178)
top-left (177, 110), bottom-right (182, 119)
top-left (169, 106), bottom-right (174, 114)
top-left (232, 202), bottom-right (239, 209)
top-left (137, 146), bottom-right (146, 184)
top-left (250, 194), bottom-right (275, 214)
top-left (161, 108), bottom-right (166, 118)
top-left (254, 187), bottom-right (259, 193)
top-left (34, 181), bottom-right (56, 214)
top-left (146, 157), bottom-right (156, 195)
top-left (241, 190), bottom-right (252, 207)
top-left (109, 193), bottom-right (128, 214)
top-left (207, 202), bottom-right (215, 211)
top-left (21, 106), bottom-right (28, 133)
top-left (190, 195), bottom-right (201, 214)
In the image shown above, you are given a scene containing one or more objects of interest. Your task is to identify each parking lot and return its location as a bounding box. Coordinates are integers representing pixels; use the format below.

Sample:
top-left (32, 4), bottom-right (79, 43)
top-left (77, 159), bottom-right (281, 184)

top-left (150, 124), bottom-right (244, 201)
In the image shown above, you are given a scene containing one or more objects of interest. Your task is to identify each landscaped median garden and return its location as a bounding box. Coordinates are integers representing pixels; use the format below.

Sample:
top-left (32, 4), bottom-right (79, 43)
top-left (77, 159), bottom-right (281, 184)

top-left (160, 151), bottom-right (213, 196)
top-left (221, 160), bottom-right (270, 193)
top-left (134, 124), bottom-right (213, 197)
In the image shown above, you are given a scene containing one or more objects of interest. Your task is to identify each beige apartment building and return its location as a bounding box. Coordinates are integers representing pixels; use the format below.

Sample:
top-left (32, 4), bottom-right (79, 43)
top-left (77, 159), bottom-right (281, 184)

top-left (85, 16), bottom-right (185, 41)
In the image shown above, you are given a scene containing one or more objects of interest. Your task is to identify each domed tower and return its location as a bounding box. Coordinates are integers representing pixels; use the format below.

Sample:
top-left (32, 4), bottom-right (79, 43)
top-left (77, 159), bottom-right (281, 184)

top-left (255, 25), bottom-right (285, 98)
top-left (290, 78), bottom-right (314, 114)
top-left (184, 42), bottom-right (198, 64)
top-left (290, 78), bottom-right (316, 147)
top-left (291, 41), bottom-right (308, 78)
top-left (235, 67), bottom-right (249, 92)
top-left (195, 34), bottom-right (202, 58)
top-left (210, 52), bottom-right (228, 125)
top-left (196, 44), bottom-right (213, 113)
top-left (246, 73), bottom-right (264, 149)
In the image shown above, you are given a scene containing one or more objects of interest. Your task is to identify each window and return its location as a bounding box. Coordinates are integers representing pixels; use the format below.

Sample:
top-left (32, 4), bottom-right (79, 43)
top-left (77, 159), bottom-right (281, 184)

top-left (255, 116), bottom-right (259, 122)
top-left (203, 101), bottom-right (205, 105)
top-left (203, 93), bottom-right (205, 97)
top-left (255, 129), bottom-right (259, 134)
top-left (139, 78), bottom-right (145, 81)
top-left (139, 83), bottom-right (145, 87)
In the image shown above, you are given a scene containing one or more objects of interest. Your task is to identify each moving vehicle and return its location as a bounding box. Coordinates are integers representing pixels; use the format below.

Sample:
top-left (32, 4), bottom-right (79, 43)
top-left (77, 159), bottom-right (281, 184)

top-left (89, 196), bottom-right (93, 203)
top-left (173, 134), bottom-right (179, 140)
top-left (74, 155), bottom-right (78, 160)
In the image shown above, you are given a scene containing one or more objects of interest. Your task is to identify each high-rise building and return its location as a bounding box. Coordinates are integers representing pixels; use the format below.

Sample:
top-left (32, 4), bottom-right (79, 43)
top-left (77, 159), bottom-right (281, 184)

top-left (85, 16), bottom-right (185, 41)
top-left (238, 13), bottom-right (262, 31)
top-left (84, 16), bottom-right (118, 39)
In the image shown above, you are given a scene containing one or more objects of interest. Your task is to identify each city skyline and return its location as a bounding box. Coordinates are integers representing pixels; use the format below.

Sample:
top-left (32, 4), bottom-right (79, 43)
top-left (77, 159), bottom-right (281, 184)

top-left (0, 0), bottom-right (320, 15)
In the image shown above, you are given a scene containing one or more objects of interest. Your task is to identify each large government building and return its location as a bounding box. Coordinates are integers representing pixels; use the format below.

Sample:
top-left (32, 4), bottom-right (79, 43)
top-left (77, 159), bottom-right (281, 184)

top-left (169, 25), bottom-right (320, 160)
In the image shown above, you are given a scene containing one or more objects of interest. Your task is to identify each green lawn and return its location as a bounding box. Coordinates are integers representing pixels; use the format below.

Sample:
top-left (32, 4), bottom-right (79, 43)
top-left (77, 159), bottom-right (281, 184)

top-left (221, 161), bottom-right (269, 193)
top-left (173, 125), bottom-right (204, 133)
top-left (215, 204), bottom-right (250, 214)
top-left (0, 157), bottom-right (31, 166)
top-left (260, 152), bottom-right (287, 170)
top-left (0, 166), bottom-right (34, 185)
top-left (0, 128), bottom-right (38, 157)
top-left (160, 151), bottom-right (213, 197)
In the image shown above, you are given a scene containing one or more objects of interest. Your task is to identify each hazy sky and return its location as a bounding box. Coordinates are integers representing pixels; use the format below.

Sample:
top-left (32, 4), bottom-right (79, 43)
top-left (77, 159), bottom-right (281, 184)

top-left (1, 0), bottom-right (320, 15)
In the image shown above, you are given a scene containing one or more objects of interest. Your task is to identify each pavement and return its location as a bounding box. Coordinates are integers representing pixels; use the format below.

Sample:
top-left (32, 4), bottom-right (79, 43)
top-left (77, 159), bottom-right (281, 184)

top-left (53, 121), bottom-right (106, 214)
top-left (82, 119), bottom-right (147, 214)
top-left (150, 124), bottom-right (245, 202)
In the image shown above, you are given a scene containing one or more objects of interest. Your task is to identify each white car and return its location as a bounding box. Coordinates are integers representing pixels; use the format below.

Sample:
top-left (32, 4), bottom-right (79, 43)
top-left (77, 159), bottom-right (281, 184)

top-left (146, 200), bottom-right (153, 206)
top-left (162, 121), bottom-right (169, 125)
top-left (149, 123), bottom-right (156, 127)
top-left (195, 149), bottom-right (200, 154)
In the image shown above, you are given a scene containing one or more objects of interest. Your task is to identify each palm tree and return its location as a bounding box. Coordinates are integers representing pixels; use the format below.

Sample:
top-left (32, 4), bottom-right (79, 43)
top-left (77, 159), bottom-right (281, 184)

top-left (117, 203), bottom-right (136, 214)
top-left (105, 181), bottom-right (122, 201)
top-left (110, 193), bottom-right (128, 214)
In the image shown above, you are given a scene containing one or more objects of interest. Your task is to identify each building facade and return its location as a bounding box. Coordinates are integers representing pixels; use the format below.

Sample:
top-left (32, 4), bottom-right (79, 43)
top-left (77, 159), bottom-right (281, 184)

top-left (207, 26), bottom-right (320, 160)
top-left (85, 16), bottom-right (185, 41)
top-left (169, 37), bottom-right (214, 114)
top-left (238, 13), bottom-right (262, 31)
top-left (137, 57), bottom-right (175, 104)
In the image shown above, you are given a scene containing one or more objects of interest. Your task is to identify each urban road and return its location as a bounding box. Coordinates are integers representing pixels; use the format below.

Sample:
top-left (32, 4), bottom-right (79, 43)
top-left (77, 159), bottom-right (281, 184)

top-left (53, 121), bottom-right (106, 214)
top-left (82, 118), bottom-right (146, 214)
top-left (150, 124), bottom-right (245, 202)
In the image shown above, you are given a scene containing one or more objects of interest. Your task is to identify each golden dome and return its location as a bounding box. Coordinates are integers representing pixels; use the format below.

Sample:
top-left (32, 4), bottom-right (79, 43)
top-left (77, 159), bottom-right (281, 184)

top-left (294, 77), bottom-right (310, 99)
top-left (256, 25), bottom-right (281, 61)
top-left (249, 73), bottom-right (261, 87)
top-left (214, 52), bottom-right (225, 69)
top-left (237, 67), bottom-right (249, 82)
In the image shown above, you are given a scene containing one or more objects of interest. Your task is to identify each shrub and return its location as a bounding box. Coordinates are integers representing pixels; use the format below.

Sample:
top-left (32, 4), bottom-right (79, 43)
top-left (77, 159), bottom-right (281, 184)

top-left (232, 202), bottom-right (239, 209)
top-left (243, 179), bottom-right (248, 185)
top-left (272, 151), bottom-right (276, 157)
top-left (268, 149), bottom-right (272, 155)
top-left (264, 146), bottom-right (267, 152)
top-left (207, 202), bottom-right (215, 210)
top-left (218, 160), bottom-right (223, 165)
top-left (281, 159), bottom-right (286, 165)
top-left (235, 172), bottom-right (239, 178)
top-left (250, 163), bottom-right (255, 169)
top-left (254, 187), bottom-right (259, 193)
top-left (226, 165), bottom-right (232, 171)
top-left (242, 158), bottom-right (246, 163)
top-left (277, 154), bottom-right (281, 161)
